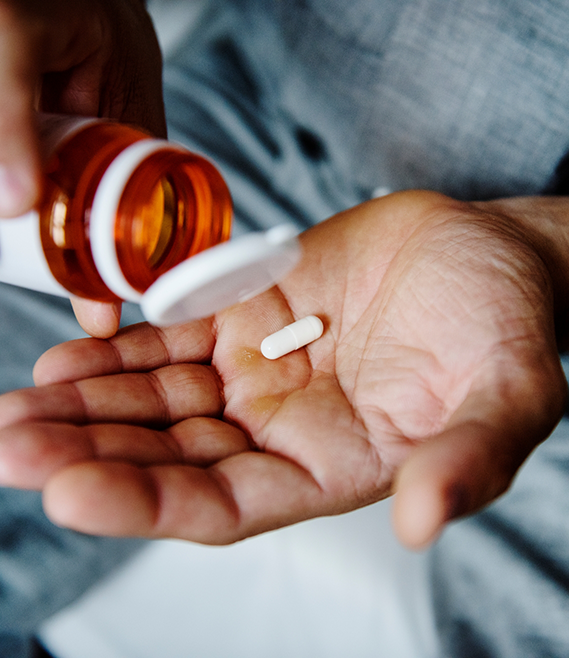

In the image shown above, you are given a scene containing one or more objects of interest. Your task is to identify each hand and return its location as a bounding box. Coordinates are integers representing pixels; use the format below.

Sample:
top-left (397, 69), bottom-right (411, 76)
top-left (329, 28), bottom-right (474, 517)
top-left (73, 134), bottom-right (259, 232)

top-left (0, 0), bottom-right (166, 336)
top-left (0, 191), bottom-right (565, 549)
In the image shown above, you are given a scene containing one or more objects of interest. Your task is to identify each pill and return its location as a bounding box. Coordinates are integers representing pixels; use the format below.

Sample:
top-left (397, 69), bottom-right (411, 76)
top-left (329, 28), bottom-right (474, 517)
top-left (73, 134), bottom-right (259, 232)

top-left (261, 315), bottom-right (324, 360)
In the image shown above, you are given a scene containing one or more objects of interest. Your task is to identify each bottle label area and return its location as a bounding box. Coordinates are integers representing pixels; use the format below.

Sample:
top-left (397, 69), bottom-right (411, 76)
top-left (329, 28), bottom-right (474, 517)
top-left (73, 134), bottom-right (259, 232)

top-left (0, 213), bottom-right (69, 298)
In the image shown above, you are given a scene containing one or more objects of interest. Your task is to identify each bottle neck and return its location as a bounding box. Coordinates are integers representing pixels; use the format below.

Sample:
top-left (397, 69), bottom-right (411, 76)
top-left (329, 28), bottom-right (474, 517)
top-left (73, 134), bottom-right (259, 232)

top-left (91, 142), bottom-right (232, 302)
top-left (39, 120), bottom-right (152, 301)
top-left (90, 139), bottom-right (172, 301)
top-left (37, 117), bottom-right (232, 304)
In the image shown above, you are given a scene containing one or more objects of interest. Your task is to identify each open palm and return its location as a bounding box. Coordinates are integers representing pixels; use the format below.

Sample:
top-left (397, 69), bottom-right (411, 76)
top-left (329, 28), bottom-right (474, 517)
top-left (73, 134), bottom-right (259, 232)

top-left (0, 191), bottom-right (565, 548)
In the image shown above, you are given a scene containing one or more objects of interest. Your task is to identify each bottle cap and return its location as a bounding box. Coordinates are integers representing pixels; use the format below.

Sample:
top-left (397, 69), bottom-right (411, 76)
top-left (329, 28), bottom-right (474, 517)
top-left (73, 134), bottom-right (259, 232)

top-left (140, 224), bottom-right (301, 326)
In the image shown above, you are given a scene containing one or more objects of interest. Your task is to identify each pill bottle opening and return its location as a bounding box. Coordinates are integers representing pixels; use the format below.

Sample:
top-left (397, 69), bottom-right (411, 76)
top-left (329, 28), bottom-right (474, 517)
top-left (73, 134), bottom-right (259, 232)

top-left (131, 173), bottom-right (179, 269)
top-left (115, 150), bottom-right (232, 293)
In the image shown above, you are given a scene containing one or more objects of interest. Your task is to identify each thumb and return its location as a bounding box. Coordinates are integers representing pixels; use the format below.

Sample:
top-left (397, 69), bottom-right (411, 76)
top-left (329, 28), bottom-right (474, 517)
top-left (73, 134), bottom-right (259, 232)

top-left (392, 356), bottom-right (567, 549)
top-left (0, 5), bottom-right (41, 216)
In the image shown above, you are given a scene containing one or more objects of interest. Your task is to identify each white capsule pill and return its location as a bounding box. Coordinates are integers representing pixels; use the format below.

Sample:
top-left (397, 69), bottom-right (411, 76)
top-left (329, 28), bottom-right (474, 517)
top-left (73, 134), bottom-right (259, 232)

top-left (261, 315), bottom-right (324, 360)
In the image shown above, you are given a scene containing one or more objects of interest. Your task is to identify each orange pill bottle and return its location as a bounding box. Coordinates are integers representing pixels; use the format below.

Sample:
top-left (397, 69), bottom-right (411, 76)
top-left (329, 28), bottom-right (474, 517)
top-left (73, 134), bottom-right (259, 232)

top-left (0, 115), bottom-right (232, 304)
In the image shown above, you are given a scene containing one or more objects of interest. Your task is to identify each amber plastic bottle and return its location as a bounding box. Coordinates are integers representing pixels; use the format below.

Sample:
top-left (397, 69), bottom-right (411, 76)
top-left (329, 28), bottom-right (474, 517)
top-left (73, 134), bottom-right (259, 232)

top-left (0, 115), bottom-right (232, 303)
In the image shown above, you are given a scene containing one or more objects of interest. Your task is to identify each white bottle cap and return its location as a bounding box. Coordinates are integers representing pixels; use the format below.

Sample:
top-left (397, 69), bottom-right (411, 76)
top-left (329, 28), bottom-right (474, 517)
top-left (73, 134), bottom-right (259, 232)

top-left (140, 224), bottom-right (301, 326)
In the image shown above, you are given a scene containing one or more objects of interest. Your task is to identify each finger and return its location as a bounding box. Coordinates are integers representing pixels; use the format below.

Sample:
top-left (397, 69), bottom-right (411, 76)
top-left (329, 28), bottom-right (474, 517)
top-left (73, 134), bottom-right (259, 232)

top-left (0, 417), bottom-right (249, 490)
top-left (0, 5), bottom-right (41, 216)
top-left (33, 319), bottom-right (216, 386)
top-left (70, 297), bottom-right (122, 339)
top-left (392, 356), bottom-right (567, 549)
top-left (39, 376), bottom-right (380, 543)
top-left (1, 364), bottom-right (223, 428)
top-left (42, 451), bottom-right (326, 542)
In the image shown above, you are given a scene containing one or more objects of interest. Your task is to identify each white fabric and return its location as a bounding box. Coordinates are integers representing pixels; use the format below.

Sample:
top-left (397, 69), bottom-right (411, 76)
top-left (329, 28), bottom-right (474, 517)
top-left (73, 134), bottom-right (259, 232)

top-left (40, 501), bottom-right (439, 658)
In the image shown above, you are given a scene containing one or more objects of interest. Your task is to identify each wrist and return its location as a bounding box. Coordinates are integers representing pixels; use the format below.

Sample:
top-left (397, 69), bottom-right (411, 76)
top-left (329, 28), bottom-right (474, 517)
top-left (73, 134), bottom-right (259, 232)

top-left (474, 196), bottom-right (569, 349)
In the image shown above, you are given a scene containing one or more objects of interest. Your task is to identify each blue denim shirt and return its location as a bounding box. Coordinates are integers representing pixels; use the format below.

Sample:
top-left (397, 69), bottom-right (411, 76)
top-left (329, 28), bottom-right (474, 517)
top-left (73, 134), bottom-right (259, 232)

top-left (165, 0), bottom-right (569, 235)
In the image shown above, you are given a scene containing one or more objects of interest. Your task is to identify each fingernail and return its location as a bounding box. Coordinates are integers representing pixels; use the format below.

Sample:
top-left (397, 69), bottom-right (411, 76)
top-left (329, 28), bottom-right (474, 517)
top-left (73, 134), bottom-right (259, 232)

top-left (0, 165), bottom-right (35, 217)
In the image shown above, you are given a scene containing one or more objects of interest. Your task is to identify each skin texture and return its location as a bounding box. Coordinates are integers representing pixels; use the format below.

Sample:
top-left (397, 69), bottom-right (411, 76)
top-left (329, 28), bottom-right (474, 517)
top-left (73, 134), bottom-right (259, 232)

top-left (0, 190), bottom-right (567, 549)
top-left (0, 0), bottom-right (165, 336)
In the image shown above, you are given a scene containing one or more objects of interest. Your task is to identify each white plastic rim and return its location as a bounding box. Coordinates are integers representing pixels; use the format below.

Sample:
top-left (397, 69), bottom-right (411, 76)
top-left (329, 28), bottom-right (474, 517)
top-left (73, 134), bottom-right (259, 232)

top-left (140, 224), bottom-right (301, 326)
top-left (89, 138), bottom-right (186, 302)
